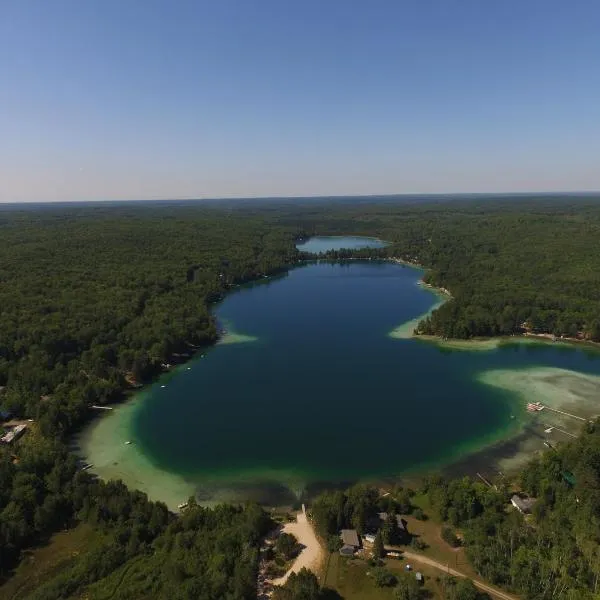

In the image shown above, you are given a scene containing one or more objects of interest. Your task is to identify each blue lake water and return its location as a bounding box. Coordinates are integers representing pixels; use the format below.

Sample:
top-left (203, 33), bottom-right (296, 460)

top-left (82, 237), bottom-right (600, 506)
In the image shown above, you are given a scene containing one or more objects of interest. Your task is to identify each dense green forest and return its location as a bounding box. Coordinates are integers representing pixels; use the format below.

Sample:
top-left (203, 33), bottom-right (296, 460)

top-left (2, 196), bottom-right (600, 598)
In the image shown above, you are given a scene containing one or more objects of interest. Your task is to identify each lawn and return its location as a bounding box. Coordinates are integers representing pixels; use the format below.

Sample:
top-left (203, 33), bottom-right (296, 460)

top-left (401, 494), bottom-right (478, 579)
top-left (323, 553), bottom-right (395, 600)
top-left (324, 553), bottom-right (443, 599)
top-left (0, 523), bottom-right (102, 600)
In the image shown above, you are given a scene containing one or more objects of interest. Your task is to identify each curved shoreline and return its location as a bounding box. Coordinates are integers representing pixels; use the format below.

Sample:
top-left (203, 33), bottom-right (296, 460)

top-left (77, 241), bottom-right (600, 509)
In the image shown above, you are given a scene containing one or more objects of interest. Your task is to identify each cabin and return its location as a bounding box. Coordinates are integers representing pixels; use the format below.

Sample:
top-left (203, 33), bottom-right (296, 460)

top-left (0, 423), bottom-right (27, 445)
top-left (340, 529), bottom-right (360, 549)
top-left (511, 494), bottom-right (537, 514)
top-left (339, 529), bottom-right (360, 555)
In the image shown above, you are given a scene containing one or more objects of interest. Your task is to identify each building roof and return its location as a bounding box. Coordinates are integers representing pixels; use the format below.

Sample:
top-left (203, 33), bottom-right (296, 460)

top-left (511, 495), bottom-right (537, 513)
top-left (341, 529), bottom-right (360, 547)
top-left (339, 545), bottom-right (355, 556)
top-left (378, 512), bottom-right (406, 530)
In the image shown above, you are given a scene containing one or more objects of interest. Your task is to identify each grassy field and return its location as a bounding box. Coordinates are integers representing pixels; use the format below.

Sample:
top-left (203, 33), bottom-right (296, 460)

top-left (0, 524), bottom-right (102, 600)
top-left (322, 494), bottom-right (483, 599)
top-left (324, 552), bottom-right (446, 599)
top-left (400, 494), bottom-right (478, 579)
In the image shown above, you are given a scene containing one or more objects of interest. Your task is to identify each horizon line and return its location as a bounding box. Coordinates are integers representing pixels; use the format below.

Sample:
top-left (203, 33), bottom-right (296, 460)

top-left (1, 190), bottom-right (600, 205)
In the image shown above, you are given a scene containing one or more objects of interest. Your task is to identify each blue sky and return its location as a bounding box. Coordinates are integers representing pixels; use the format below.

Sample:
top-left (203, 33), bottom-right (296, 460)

top-left (1, 0), bottom-right (599, 201)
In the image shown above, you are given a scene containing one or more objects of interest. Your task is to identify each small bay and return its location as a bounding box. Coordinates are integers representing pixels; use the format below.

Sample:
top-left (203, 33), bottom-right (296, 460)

top-left (78, 237), bottom-right (600, 508)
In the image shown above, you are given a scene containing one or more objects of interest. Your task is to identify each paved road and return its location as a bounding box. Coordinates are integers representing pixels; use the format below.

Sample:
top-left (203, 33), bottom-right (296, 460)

top-left (401, 550), bottom-right (519, 600)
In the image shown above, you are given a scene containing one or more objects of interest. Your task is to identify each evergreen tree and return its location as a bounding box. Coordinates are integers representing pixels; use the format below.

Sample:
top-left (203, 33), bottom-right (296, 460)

top-left (373, 530), bottom-right (385, 560)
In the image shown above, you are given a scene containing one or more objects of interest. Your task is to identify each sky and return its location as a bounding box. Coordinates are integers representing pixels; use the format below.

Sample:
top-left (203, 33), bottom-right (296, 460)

top-left (1, 1), bottom-right (600, 202)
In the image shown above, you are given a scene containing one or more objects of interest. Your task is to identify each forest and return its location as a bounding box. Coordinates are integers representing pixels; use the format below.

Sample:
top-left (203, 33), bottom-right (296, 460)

top-left (2, 195), bottom-right (600, 598)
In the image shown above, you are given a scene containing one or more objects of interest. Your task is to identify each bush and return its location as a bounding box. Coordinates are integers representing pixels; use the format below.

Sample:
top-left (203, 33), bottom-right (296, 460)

top-left (276, 532), bottom-right (299, 560)
top-left (441, 526), bottom-right (461, 548)
top-left (327, 535), bottom-right (342, 552)
top-left (394, 572), bottom-right (424, 599)
top-left (413, 508), bottom-right (427, 521)
top-left (411, 537), bottom-right (427, 551)
top-left (372, 567), bottom-right (397, 587)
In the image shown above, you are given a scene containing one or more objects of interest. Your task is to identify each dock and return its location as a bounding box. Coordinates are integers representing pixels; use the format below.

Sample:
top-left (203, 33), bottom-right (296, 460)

top-left (541, 422), bottom-right (577, 438)
top-left (541, 405), bottom-right (589, 422)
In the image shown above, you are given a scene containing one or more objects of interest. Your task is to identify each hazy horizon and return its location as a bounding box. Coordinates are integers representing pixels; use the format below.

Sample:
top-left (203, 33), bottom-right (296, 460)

top-left (2, 1), bottom-right (600, 202)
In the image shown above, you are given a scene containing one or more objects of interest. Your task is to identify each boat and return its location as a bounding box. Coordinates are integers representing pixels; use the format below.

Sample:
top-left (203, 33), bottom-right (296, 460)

top-left (527, 402), bottom-right (544, 412)
top-left (161, 385), bottom-right (166, 388)
top-left (178, 502), bottom-right (188, 510)
top-left (125, 441), bottom-right (132, 445)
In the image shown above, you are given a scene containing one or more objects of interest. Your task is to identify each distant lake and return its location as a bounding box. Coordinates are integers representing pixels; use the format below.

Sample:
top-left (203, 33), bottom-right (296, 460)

top-left (79, 237), bottom-right (600, 508)
top-left (296, 235), bottom-right (387, 253)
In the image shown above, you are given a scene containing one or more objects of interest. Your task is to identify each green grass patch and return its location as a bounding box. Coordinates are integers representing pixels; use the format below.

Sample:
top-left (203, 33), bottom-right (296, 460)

top-left (0, 524), bottom-right (102, 600)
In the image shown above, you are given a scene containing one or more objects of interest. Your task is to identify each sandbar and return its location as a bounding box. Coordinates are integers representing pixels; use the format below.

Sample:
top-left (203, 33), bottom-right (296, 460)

top-left (476, 366), bottom-right (600, 471)
top-left (73, 388), bottom-right (196, 510)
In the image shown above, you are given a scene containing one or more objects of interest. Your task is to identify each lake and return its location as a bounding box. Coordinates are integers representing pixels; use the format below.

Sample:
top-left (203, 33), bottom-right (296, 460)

top-left (78, 237), bottom-right (600, 508)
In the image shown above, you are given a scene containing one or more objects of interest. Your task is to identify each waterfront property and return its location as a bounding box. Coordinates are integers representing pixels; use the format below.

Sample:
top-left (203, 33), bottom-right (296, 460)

top-left (511, 495), bottom-right (537, 514)
top-left (1, 423), bottom-right (28, 444)
top-left (340, 529), bottom-right (361, 556)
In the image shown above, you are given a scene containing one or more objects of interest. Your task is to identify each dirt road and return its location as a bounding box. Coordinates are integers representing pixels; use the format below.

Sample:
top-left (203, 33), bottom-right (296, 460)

top-left (401, 550), bottom-right (519, 600)
top-left (272, 507), bottom-right (324, 587)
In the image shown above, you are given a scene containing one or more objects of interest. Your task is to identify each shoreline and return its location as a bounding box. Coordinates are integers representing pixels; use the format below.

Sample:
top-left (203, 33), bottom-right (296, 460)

top-left (386, 258), bottom-right (600, 353)
top-left (75, 242), bottom-right (600, 510)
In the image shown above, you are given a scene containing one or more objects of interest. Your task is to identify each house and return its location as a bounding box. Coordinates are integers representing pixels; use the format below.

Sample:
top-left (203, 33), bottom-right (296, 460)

top-left (415, 572), bottom-right (424, 585)
top-left (340, 529), bottom-right (360, 549)
top-left (511, 494), bottom-right (537, 514)
top-left (0, 423), bottom-right (27, 445)
top-left (340, 529), bottom-right (360, 555)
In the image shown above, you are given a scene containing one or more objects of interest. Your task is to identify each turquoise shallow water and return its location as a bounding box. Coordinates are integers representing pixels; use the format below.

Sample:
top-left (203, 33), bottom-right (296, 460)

top-left (295, 235), bottom-right (387, 253)
top-left (80, 238), bottom-right (600, 506)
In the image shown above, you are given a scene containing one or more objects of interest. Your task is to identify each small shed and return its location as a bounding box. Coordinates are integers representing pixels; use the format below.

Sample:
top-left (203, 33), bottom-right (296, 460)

top-left (415, 572), bottom-right (424, 585)
top-left (511, 494), bottom-right (537, 514)
top-left (340, 529), bottom-right (360, 549)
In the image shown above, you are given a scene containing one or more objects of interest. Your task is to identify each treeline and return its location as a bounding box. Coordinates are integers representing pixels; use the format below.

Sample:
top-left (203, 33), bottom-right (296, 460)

top-left (276, 197), bottom-right (600, 340)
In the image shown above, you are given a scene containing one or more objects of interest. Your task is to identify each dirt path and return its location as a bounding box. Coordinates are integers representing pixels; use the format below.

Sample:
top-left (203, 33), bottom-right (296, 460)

top-left (401, 550), bottom-right (519, 600)
top-left (272, 507), bottom-right (324, 587)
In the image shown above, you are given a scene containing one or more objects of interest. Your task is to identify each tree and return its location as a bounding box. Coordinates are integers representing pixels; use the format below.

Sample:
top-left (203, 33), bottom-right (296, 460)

top-left (276, 532), bottom-right (299, 560)
top-left (273, 568), bottom-right (322, 600)
top-left (442, 526), bottom-right (461, 548)
top-left (382, 512), bottom-right (401, 545)
top-left (373, 531), bottom-right (385, 560)
top-left (372, 567), bottom-right (397, 587)
top-left (394, 572), bottom-right (424, 600)
top-left (444, 577), bottom-right (490, 600)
